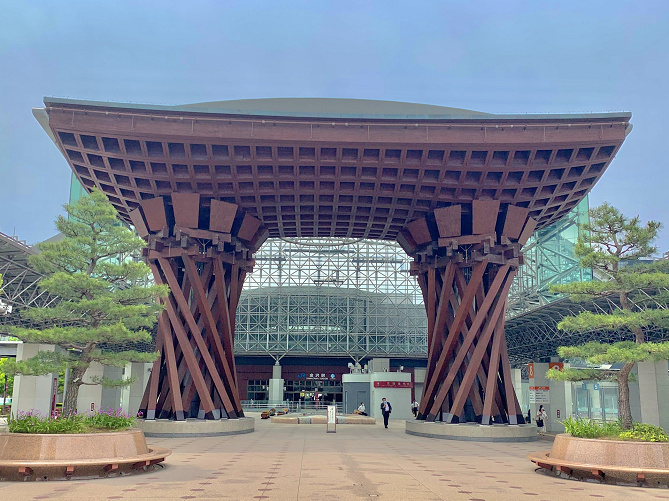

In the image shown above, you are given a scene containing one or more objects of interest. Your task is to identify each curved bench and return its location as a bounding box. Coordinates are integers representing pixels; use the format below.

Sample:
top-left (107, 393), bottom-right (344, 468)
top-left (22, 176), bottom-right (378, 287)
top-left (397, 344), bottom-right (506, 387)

top-left (0, 428), bottom-right (171, 481)
top-left (528, 434), bottom-right (669, 486)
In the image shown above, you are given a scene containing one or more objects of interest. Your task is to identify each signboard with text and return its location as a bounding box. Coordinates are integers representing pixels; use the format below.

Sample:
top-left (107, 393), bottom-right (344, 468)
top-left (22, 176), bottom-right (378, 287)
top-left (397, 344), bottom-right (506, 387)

top-left (326, 405), bottom-right (336, 433)
top-left (373, 381), bottom-right (412, 388)
top-left (529, 386), bottom-right (550, 404)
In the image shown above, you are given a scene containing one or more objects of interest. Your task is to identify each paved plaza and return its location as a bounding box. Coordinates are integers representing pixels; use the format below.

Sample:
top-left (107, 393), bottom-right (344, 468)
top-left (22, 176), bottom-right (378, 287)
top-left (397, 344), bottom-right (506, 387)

top-left (0, 414), bottom-right (664, 501)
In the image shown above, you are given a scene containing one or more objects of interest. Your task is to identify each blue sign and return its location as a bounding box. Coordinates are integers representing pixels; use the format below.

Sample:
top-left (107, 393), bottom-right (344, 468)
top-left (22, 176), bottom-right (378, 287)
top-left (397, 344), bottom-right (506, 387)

top-left (593, 383), bottom-right (600, 390)
top-left (330, 374), bottom-right (335, 379)
top-left (581, 383), bottom-right (587, 390)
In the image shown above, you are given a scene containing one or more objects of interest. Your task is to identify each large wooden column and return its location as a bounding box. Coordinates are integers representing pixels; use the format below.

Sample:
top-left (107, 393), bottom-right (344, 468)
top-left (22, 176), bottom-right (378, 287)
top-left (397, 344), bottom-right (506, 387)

top-left (398, 202), bottom-right (537, 425)
top-left (130, 193), bottom-right (267, 420)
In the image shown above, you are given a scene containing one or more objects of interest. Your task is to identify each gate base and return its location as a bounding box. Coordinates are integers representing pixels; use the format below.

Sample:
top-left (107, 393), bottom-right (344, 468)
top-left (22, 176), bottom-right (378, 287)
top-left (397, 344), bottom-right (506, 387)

top-left (406, 420), bottom-right (538, 442)
top-left (138, 418), bottom-right (255, 438)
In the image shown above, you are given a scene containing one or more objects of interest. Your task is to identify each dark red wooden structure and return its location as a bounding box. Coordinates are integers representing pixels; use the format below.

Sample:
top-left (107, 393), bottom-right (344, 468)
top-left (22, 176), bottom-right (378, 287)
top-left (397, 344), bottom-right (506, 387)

top-left (37, 98), bottom-right (631, 422)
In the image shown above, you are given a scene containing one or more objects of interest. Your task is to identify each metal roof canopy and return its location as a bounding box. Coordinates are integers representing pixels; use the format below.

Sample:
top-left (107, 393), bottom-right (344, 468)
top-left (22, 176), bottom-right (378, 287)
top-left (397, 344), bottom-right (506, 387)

top-left (0, 232), bottom-right (57, 333)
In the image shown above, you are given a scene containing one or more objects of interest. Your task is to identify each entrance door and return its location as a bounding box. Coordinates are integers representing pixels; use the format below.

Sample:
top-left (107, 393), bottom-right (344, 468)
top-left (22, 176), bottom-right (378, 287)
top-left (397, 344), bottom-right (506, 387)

top-left (574, 387), bottom-right (590, 419)
top-left (601, 387), bottom-right (619, 422)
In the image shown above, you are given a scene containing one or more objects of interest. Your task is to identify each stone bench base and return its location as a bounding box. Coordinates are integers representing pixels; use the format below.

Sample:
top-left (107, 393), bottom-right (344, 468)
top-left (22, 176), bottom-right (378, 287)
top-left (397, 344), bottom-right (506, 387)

top-left (405, 420), bottom-right (538, 442)
top-left (529, 434), bottom-right (669, 486)
top-left (137, 417), bottom-right (255, 437)
top-left (0, 429), bottom-right (170, 481)
top-left (271, 414), bottom-right (376, 425)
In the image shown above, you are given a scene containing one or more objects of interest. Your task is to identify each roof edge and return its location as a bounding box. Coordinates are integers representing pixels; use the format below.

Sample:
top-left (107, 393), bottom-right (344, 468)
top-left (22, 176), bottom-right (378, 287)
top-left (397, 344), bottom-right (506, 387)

top-left (42, 97), bottom-right (632, 122)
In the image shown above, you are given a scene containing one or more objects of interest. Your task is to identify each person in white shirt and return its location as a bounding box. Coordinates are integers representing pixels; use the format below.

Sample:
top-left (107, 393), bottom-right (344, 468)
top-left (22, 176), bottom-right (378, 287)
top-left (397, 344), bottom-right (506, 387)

top-left (536, 405), bottom-right (548, 433)
top-left (354, 402), bottom-right (367, 416)
top-left (411, 400), bottom-right (419, 417)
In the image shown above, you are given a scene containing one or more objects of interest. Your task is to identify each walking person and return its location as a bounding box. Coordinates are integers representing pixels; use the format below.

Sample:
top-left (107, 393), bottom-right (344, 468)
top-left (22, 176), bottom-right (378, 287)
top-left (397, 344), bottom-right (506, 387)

top-left (380, 397), bottom-right (392, 428)
top-left (536, 405), bottom-right (548, 433)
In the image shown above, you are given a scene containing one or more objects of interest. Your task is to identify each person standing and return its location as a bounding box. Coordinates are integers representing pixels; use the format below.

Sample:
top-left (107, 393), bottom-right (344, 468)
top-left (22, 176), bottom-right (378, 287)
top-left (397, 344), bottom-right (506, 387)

top-left (380, 398), bottom-right (392, 428)
top-left (536, 405), bottom-right (548, 433)
top-left (411, 400), bottom-right (419, 418)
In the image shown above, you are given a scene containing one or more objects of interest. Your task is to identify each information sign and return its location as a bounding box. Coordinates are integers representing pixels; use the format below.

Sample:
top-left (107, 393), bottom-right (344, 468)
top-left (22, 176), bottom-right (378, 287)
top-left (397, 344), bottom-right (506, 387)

top-left (326, 405), bottom-right (336, 433)
top-left (373, 381), bottom-right (412, 388)
top-left (51, 377), bottom-right (58, 415)
top-left (529, 386), bottom-right (550, 404)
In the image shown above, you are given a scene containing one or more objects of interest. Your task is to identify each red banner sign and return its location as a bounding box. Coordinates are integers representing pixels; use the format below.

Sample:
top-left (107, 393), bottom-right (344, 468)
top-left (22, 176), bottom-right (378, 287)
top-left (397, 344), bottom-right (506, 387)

top-left (373, 381), bottom-right (413, 388)
top-left (549, 362), bottom-right (564, 371)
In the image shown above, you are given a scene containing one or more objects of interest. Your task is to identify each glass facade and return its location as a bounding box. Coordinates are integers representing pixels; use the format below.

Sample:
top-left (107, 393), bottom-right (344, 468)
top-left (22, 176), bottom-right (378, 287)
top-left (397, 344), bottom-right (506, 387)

top-left (571, 381), bottom-right (619, 422)
top-left (234, 239), bottom-right (427, 359)
top-left (246, 379), bottom-right (269, 401)
top-left (284, 378), bottom-right (342, 403)
top-left (507, 198), bottom-right (591, 319)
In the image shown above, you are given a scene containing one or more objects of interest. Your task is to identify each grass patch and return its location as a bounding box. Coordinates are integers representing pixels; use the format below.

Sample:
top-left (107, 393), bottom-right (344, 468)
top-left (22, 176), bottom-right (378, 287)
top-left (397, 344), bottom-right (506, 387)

top-left (8, 408), bottom-right (136, 434)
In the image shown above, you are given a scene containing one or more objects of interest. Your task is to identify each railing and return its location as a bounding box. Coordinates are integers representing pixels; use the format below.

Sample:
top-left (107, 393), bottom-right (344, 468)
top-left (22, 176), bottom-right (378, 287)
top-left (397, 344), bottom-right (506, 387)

top-left (241, 400), bottom-right (344, 414)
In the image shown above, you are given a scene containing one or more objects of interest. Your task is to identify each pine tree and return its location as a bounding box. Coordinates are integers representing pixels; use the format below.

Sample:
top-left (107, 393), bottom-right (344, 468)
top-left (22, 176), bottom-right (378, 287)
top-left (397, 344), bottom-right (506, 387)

top-left (8, 190), bottom-right (168, 416)
top-left (547, 202), bottom-right (669, 429)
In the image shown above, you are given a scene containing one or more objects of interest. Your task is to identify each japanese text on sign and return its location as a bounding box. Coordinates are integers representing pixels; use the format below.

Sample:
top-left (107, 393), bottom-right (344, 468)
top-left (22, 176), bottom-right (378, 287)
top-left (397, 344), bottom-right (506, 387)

top-left (529, 386), bottom-right (550, 404)
top-left (373, 381), bottom-right (412, 388)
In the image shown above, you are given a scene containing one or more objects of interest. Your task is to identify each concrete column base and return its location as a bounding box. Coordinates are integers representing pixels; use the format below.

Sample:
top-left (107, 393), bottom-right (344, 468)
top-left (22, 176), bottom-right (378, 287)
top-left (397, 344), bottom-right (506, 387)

top-left (406, 420), bottom-right (538, 442)
top-left (137, 417), bottom-right (255, 438)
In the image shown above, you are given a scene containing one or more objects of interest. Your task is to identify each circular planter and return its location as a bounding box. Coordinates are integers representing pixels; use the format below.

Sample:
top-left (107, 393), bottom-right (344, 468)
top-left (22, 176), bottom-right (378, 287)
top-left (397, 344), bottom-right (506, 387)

top-left (528, 433), bottom-right (669, 486)
top-left (406, 420), bottom-right (538, 442)
top-left (0, 428), bottom-right (170, 481)
top-left (137, 417), bottom-right (255, 437)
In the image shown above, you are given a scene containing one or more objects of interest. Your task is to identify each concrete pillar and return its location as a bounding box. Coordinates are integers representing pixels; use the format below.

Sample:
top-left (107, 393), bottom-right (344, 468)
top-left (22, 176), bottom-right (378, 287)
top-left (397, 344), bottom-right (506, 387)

top-left (629, 368), bottom-right (642, 423)
top-left (121, 362), bottom-right (152, 417)
top-left (511, 368), bottom-right (523, 416)
top-left (76, 362), bottom-right (104, 415)
top-left (268, 362), bottom-right (284, 405)
top-left (11, 344), bottom-right (58, 418)
top-left (414, 368), bottom-right (426, 404)
top-left (529, 362), bottom-right (572, 433)
top-left (637, 360), bottom-right (669, 431)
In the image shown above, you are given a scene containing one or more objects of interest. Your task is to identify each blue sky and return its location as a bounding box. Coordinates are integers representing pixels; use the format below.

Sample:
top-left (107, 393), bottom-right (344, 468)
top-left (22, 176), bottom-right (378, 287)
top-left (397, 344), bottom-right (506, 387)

top-left (1, 1), bottom-right (668, 251)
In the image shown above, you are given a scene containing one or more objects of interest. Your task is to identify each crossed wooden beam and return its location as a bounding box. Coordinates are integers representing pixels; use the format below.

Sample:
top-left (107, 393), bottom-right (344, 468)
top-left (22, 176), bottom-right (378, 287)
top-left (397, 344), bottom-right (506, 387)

top-left (131, 193), bottom-right (267, 420)
top-left (398, 201), bottom-right (538, 425)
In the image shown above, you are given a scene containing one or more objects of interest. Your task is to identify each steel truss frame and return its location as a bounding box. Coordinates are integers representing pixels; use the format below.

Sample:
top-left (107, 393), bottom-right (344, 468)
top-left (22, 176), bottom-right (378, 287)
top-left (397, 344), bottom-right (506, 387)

top-left (506, 289), bottom-right (669, 366)
top-left (0, 232), bottom-right (58, 333)
top-left (507, 199), bottom-right (591, 319)
top-left (235, 238), bottom-right (427, 359)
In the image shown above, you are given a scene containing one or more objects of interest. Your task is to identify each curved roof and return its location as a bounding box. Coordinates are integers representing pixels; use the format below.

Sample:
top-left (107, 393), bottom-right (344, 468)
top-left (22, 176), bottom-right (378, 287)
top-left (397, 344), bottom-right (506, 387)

top-left (177, 98), bottom-right (491, 119)
top-left (37, 97), bottom-right (631, 239)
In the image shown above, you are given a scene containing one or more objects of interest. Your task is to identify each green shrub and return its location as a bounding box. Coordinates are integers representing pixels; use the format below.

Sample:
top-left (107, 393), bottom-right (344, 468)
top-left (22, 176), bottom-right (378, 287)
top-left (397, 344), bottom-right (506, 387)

top-left (9, 412), bottom-right (85, 434)
top-left (85, 408), bottom-right (136, 430)
top-left (8, 408), bottom-right (136, 434)
top-left (560, 416), bottom-right (620, 438)
top-left (619, 423), bottom-right (668, 442)
top-left (561, 416), bottom-right (666, 442)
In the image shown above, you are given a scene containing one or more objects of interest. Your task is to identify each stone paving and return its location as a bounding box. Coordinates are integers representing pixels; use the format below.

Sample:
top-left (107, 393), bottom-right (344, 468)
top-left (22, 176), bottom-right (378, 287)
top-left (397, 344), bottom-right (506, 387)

top-left (1, 413), bottom-right (666, 500)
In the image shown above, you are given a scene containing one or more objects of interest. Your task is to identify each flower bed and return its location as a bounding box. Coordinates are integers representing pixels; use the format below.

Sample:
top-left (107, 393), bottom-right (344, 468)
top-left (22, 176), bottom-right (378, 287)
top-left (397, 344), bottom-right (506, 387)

top-left (9, 408), bottom-right (136, 434)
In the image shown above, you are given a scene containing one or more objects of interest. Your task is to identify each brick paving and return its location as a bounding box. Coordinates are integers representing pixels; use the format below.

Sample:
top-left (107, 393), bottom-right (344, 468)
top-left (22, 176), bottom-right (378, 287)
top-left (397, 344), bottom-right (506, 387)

top-left (0, 413), bottom-right (663, 500)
